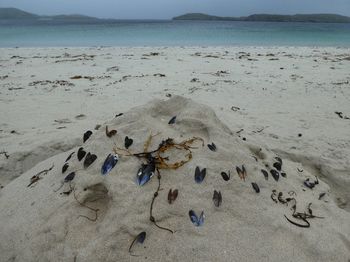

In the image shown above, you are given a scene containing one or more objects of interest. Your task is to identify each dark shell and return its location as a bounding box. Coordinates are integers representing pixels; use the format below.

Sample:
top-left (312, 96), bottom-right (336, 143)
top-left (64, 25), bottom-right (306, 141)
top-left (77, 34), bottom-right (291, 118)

top-left (273, 162), bottom-right (282, 171)
top-left (194, 166), bottom-right (206, 183)
top-left (65, 151), bottom-right (75, 162)
top-left (281, 172), bottom-right (287, 178)
top-left (62, 163), bottom-right (69, 173)
top-left (261, 169), bottom-right (268, 180)
top-left (252, 182), bottom-right (260, 193)
top-left (189, 210), bottom-right (204, 226)
top-left (318, 192), bottom-right (326, 200)
top-left (136, 231), bottom-right (146, 244)
top-left (221, 171), bottom-right (230, 181)
top-left (77, 147), bottom-right (86, 161)
top-left (101, 154), bottom-right (119, 175)
top-left (124, 136), bottom-right (133, 149)
top-left (168, 189), bottom-right (178, 204)
top-left (84, 152), bottom-right (97, 168)
top-left (168, 116), bottom-right (176, 124)
top-left (64, 172), bottom-right (75, 182)
top-left (270, 169), bottom-right (279, 181)
top-left (275, 157), bottom-right (282, 165)
top-left (213, 190), bottom-right (222, 207)
top-left (207, 143), bottom-right (217, 152)
top-left (136, 161), bottom-right (155, 186)
top-left (83, 130), bottom-right (93, 143)
top-left (304, 178), bottom-right (316, 189)
top-left (115, 113), bottom-right (123, 118)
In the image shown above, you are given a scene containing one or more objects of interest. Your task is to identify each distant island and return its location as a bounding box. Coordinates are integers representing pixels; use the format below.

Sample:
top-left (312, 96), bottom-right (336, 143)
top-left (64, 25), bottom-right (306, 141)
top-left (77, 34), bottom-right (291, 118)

top-left (0, 7), bottom-right (100, 21)
top-left (173, 13), bottom-right (350, 23)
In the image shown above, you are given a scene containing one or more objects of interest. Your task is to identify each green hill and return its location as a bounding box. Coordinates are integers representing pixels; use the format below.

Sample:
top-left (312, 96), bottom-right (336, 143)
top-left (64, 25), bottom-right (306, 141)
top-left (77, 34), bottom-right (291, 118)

top-left (0, 7), bottom-right (38, 19)
top-left (173, 13), bottom-right (350, 23)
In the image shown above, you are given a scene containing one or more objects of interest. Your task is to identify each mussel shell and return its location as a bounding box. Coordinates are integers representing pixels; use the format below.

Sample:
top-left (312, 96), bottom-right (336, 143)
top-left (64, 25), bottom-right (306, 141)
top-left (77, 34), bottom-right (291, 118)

top-left (168, 189), bottom-right (179, 204)
top-left (281, 172), bottom-right (287, 178)
top-left (273, 162), bottom-right (282, 171)
top-left (213, 190), bottom-right (222, 207)
top-left (261, 169), bottom-right (268, 180)
top-left (136, 232), bottom-right (146, 244)
top-left (124, 136), bottom-right (133, 149)
top-left (221, 171), bottom-right (230, 181)
top-left (62, 163), bottom-right (69, 173)
top-left (270, 169), bottom-right (279, 181)
top-left (207, 143), bottom-right (217, 152)
top-left (189, 210), bottom-right (204, 226)
top-left (77, 147), bottom-right (86, 161)
top-left (168, 116), bottom-right (176, 124)
top-left (101, 153), bottom-right (119, 175)
top-left (83, 130), bottom-right (93, 143)
top-left (275, 157), bottom-right (282, 165)
top-left (251, 182), bottom-right (260, 193)
top-left (194, 167), bottom-right (206, 183)
top-left (64, 172), bottom-right (75, 182)
top-left (136, 162), bottom-right (155, 186)
top-left (84, 152), bottom-right (97, 168)
top-left (65, 151), bottom-right (75, 162)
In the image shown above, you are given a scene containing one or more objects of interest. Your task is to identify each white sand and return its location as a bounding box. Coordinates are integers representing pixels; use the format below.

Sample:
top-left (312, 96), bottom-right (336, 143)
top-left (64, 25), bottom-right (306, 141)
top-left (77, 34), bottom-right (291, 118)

top-left (0, 47), bottom-right (350, 261)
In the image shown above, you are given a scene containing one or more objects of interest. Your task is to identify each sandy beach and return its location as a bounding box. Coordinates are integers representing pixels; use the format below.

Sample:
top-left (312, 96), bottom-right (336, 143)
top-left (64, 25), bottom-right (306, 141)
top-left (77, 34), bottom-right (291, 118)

top-left (0, 46), bottom-right (350, 261)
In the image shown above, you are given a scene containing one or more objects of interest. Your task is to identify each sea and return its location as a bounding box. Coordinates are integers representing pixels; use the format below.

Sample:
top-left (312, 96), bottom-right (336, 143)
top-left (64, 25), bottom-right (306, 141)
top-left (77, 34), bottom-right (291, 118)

top-left (1, 19), bottom-right (350, 47)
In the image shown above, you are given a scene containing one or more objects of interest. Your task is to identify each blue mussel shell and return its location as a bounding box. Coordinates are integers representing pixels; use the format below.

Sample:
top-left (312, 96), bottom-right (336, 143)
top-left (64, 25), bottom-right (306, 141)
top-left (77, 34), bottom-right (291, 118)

top-left (101, 153), bottom-right (119, 175)
top-left (136, 161), bottom-right (155, 186)
top-left (189, 210), bottom-right (204, 226)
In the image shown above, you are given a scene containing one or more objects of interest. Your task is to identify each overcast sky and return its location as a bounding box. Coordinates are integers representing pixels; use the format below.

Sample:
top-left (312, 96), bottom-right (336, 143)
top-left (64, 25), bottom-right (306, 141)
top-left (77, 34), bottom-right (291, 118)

top-left (1, 0), bottom-right (350, 19)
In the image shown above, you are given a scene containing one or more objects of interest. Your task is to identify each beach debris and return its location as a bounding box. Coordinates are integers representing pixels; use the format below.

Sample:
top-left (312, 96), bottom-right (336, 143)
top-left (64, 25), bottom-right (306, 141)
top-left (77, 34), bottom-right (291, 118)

top-left (261, 169), bottom-right (268, 180)
top-left (27, 164), bottom-right (54, 187)
top-left (62, 163), bottom-right (69, 173)
top-left (304, 177), bottom-right (319, 189)
top-left (335, 111), bottom-right (344, 118)
top-left (297, 168), bottom-right (303, 172)
top-left (281, 172), bottom-right (287, 178)
top-left (236, 165), bottom-right (247, 181)
top-left (221, 171), bottom-right (230, 181)
top-left (83, 130), bottom-right (93, 143)
top-left (125, 136), bottom-right (133, 149)
top-left (251, 182), bottom-right (260, 193)
top-left (194, 166), bottom-right (206, 183)
top-left (168, 116), bottom-right (176, 125)
top-left (101, 153), bottom-right (119, 175)
top-left (65, 151), bottom-right (75, 162)
top-left (0, 151), bottom-right (9, 159)
top-left (207, 142), bottom-right (217, 152)
top-left (270, 169), bottom-right (279, 181)
top-left (153, 73), bottom-right (166, 77)
top-left (271, 190), bottom-right (278, 203)
top-left (84, 153), bottom-right (97, 168)
top-left (64, 172), bottom-right (75, 182)
top-left (115, 113), bottom-right (123, 118)
top-left (284, 202), bottom-right (323, 228)
top-left (77, 147), bottom-right (86, 161)
top-left (319, 192), bottom-right (326, 200)
top-left (105, 126), bottom-right (117, 137)
top-left (75, 114), bottom-right (86, 120)
top-left (128, 231), bottom-right (147, 255)
top-left (213, 190), bottom-right (222, 207)
top-left (231, 106), bottom-right (240, 112)
top-left (189, 210), bottom-right (205, 226)
top-left (166, 93), bottom-right (172, 97)
top-left (136, 159), bottom-right (156, 186)
top-left (168, 189), bottom-right (178, 204)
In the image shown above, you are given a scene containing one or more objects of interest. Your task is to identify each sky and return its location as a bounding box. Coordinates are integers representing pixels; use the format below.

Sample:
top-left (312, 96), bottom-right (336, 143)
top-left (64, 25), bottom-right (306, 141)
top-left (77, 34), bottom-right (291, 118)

top-left (1, 0), bottom-right (350, 19)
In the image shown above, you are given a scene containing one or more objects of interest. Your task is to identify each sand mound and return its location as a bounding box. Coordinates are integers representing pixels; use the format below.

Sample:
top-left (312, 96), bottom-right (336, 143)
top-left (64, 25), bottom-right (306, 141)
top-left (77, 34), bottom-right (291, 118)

top-left (0, 96), bottom-right (349, 262)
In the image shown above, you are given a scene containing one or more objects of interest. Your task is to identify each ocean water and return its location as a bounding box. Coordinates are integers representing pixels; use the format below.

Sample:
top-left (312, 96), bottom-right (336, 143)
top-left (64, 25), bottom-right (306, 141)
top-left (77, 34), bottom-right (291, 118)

top-left (1, 20), bottom-right (350, 47)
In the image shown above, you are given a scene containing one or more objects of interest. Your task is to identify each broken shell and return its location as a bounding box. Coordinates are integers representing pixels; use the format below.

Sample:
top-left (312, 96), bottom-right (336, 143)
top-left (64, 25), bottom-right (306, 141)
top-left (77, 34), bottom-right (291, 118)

top-left (105, 126), bottom-right (117, 137)
top-left (168, 116), bottom-right (176, 124)
top-left (273, 162), bottom-right (282, 171)
top-left (77, 147), bottom-right (86, 161)
top-left (65, 151), bottom-right (75, 162)
top-left (83, 130), bottom-right (92, 143)
top-left (252, 182), bottom-right (260, 193)
top-left (220, 171), bottom-right (230, 181)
